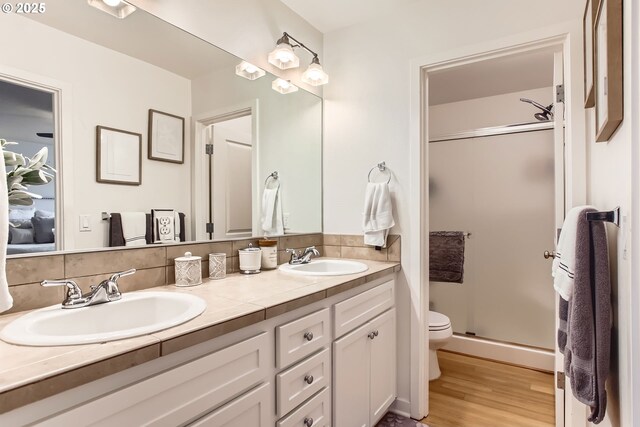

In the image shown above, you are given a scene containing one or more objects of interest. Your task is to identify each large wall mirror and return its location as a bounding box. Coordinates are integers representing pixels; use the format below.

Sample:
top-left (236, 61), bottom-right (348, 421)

top-left (0, 0), bottom-right (322, 256)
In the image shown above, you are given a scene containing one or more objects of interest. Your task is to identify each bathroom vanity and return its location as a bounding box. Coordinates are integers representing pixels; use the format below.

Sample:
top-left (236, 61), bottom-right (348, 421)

top-left (0, 259), bottom-right (399, 426)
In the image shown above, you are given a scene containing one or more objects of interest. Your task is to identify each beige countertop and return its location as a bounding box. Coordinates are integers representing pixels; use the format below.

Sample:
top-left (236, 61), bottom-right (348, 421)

top-left (0, 258), bottom-right (399, 413)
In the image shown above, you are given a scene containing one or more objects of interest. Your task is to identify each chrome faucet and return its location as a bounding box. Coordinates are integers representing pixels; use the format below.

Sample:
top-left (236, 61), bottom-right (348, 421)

top-left (41, 269), bottom-right (136, 309)
top-left (286, 246), bottom-right (320, 265)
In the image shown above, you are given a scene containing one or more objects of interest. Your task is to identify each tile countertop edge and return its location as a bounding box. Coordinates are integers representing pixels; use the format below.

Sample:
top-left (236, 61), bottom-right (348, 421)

top-left (0, 258), bottom-right (400, 414)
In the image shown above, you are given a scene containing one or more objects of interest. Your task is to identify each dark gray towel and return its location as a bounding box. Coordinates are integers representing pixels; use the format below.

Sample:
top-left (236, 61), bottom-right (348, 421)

top-left (557, 207), bottom-right (611, 424)
top-left (109, 213), bottom-right (125, 247)
top-left (429, 231), bottom-right (465, 283)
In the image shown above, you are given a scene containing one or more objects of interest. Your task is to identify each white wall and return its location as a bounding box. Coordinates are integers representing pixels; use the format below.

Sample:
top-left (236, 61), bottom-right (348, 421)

top-left (0, 14), bottom-right (192, 249)
top-left (322, 0), bottom-right (589, 418)
top-left (429, 87), bottom-right (554, 136)
top-left (128, 0), bottom-right (324, 96)
top-left (582, 0), bottom-right (638, 425)
top-left (192, 65), bottom-right (323, 235)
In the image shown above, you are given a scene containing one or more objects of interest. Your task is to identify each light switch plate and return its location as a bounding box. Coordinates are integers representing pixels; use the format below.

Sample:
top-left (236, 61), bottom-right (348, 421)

top-left (283, 212), bottom-right (290, 229)
top-left (79, 215), bottom-right (92, 232)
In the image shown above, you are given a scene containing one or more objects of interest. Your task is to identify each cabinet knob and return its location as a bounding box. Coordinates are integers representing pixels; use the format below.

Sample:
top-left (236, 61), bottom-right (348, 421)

top-left (368, 332), bottom-right (376, 340)
top-left (304, 374), bottom-right (314, 385)
top-left (374, 330), bottom-right (379, 337)
top-left (303, 417), bottom-right (314, 427)
top-left (544, 250), bottom-right (556, 259)
top-left (303, 332), bottom-right (314, 341)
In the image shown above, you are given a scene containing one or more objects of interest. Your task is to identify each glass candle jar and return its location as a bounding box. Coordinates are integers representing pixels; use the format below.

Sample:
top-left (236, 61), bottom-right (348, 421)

top-left (258, 239), bottom-right (278, 269)
top-left (209, 253), bottom-right (227, 280)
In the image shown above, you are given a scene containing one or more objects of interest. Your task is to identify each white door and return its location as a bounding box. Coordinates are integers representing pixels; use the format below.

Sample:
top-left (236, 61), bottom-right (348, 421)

top-left (187, 383), bottom-right (271, 427)
top-left (369, 309), bottom-right (397, 426)
top-left (210, 115), bottom-right (253, 239)
top-left (334, 322), bottom-right (371, 427)
top-left (551, 49), bottom-right (571, 427)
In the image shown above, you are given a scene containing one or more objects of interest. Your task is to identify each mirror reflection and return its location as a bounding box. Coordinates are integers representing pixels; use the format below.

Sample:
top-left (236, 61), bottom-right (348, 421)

top-left (0, 0), bottom-right (322, 256)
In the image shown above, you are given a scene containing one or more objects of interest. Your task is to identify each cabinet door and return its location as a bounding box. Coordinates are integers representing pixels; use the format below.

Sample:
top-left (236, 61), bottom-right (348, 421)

top-left (188, 382), bottom-right (271, 427)
top-left (333, 321), bottom-right (371, 427)
top-left (369, 309), bottom-right (396, 426)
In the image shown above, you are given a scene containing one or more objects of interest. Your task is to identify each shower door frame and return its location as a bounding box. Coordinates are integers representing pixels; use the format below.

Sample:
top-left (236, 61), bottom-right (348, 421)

top-left (409, 26), bottom-right (588, 425)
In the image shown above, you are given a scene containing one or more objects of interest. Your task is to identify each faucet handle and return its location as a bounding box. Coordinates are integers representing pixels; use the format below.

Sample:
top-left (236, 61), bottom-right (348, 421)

top-left (109, 268), bottom-right (136, 282)
top-left (41, 279), bottom-right (82, 301)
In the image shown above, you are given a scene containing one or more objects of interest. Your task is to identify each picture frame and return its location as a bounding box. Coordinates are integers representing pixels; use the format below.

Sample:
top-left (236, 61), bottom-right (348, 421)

top-left (594, 0), bottom-right (623, 143)
top-left (583, 0), bottom-right (598, 108)
top-left (96, 125), bottom-right (142, 185)
top-left (148, 109), bottom-right (185, 164)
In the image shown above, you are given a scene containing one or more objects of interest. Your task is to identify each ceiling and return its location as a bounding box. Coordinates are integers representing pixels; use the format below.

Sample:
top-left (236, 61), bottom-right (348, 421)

top-left (279, 0), bottom-right (416, 33)
top-left (26, 0), bottom-right (238, 80)
top-left (429, 49), bottom-right (556, 105)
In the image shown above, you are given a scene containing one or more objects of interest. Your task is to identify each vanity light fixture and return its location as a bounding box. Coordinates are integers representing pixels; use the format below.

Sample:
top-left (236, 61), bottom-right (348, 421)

top-left (87, 0), bottom-right (136, 19)
top-left (235, 61), bottom-right (266, 80)
top-left (272, 78), bottom-right (298, 94)
top-left (268, 32), bottom-right (329, 86)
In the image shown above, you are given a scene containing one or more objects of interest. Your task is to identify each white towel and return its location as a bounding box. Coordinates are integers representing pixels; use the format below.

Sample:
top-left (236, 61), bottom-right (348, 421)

top-left (121, 212), bottom-right (147, 247)
top-left (362, 182), bottom-right (395, 247)
top-left (0, 151), bottom-right (13, 313)
top-left (553, 205), bottom-right (595, 300)
top-left (261, 186), bottom-right (283, 236)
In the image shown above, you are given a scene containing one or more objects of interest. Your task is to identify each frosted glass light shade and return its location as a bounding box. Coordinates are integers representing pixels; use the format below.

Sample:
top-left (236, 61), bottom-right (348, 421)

top-left (87, 0), bottom-right (136, 18)
top-left (268, 43), bottom-right (300, 70)
top-left (235, 61), bottom-right (266, 80)
top-left (301, 62), bottom-right (329, 86)
top-left (272, 78), bottom-right (299, 94)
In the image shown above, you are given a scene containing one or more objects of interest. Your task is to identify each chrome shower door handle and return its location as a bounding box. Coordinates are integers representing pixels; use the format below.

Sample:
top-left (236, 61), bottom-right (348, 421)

top-left (543, 250), bottom-right (556, 259)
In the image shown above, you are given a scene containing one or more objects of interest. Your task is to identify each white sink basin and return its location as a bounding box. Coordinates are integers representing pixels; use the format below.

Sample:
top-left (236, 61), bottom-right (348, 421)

top-left (279, 259), bottom-right (368, 276)
top-left (0, 291), bottom-right (206, 346)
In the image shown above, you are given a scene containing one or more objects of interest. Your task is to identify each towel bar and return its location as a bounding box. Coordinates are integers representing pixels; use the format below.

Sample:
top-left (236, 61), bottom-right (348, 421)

top-left (264, 171), bottom-right (278, 185)
top-left (101, 212), bottom-right (111, 221)
top-left (586, 207), bottom-right (620, 227)
top-left (368, 161), bottom-right (391, 184)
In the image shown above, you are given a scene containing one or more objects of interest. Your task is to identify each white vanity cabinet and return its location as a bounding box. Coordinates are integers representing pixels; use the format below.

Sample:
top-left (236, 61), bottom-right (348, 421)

top-left (333, 279), bottom-right (396, 427)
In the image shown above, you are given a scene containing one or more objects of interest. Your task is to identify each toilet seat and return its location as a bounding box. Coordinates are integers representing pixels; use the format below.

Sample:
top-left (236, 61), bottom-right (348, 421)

top-left (429, 311), bottom-right (451, 331)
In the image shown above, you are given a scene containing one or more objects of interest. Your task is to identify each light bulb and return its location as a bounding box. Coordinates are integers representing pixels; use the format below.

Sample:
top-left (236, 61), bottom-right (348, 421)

top-left (244, 63), bottom-right (257, 73)
top-left (301, 61), bottom-right (329, 86)
top-left (276, 51), bottom-right (293, 63)
top-left (235, 61), bottom-right (265, 80)
top-left (268, 43), bottom-right (300, 70)
top-left (103, 0), bottom-right (121, 6)
top-left (278, 80), bottom-right (290, 89)
top-left (272, 78), bottom-right (298, 94)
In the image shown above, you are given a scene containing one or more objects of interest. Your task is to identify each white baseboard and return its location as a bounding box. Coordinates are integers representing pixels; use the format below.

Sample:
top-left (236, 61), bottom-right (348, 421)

top-left (390, 398), bottom-right (411, 418)
top-left (443, 334), bottom-right (554, 372)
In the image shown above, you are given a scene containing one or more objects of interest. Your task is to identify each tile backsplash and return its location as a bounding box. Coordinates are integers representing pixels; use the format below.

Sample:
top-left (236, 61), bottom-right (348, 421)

top-left (4, 233), bottom-right (400, 314)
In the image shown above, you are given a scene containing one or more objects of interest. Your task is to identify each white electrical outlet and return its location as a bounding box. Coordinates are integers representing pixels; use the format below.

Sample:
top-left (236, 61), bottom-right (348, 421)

top-left (79, 215), bottom-right (92, 232)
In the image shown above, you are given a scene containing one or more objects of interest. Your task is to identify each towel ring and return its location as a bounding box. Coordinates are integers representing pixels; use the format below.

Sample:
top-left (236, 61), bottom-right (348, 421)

top-left (265, 171), bottom-right (280, 189)
top-left (368, 162), bottom-right (391, 184)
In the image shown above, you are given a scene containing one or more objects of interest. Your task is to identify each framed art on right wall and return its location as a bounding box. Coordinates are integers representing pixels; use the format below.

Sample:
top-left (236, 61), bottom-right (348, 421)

top-left (594, 0), bottom-right (623, 142)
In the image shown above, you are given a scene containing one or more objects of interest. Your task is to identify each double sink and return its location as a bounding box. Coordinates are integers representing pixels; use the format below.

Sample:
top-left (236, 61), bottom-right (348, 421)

top-left (1, 259), bottom-right (368, 347)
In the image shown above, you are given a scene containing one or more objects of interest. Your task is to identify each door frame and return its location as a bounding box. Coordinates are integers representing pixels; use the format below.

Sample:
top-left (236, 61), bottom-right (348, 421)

top-left (0, 65), bottom-right (75, 251)
top-left (409, 24), bottom-right (587, 421)
top-left (192, 100), bottom-right (259, 241)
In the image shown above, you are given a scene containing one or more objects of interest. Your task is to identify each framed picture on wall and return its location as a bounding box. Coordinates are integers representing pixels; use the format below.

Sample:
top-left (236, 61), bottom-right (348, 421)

top-left (96, 126), bottom-right (142, 185)
top-left (594, 0), bottom-right (623, 142)
top-left (148, 109), bottom-right (185, 163)
top-left (583, 0), bottom-right (598, 108)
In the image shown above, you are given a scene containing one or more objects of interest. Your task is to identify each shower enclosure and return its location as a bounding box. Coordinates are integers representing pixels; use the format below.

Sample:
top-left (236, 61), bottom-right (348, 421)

top-left (429, 128), bottom-right (556, 350)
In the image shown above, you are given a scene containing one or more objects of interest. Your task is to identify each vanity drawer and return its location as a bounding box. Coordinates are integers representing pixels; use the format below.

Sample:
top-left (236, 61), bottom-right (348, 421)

top-left (276, 308), bottom-right (330, 369)
top-left (334, 279), bottom-right (394, 338)
top-left (276, 348), bottom-right (330, 417)
top-left (40, 333), bottom-right (269, 427)
top-left (187, 382), bottom-right (271, 427)
top-left (277, 387), bottom-right (331, 427)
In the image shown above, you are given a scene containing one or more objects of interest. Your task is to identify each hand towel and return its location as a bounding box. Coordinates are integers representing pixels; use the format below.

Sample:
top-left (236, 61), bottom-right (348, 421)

top-left (174, 211), bottom-right (181, 241)
top-left (261, 186), bottom-right (283, 235)
top-left (109, 213), bottom-right (125, 247)
top-left (557, 207), bottom-right (611, 423)
top-left (553, 205), bottom-right (595, 300)
top-left (362, 182), bottom-right (395, 247)
top-left (429, 231), bottom-right (466, 283)
top-left (120, 212), bottom-right (147, 246)
top-left (0, 151), bottom-right (13, 313)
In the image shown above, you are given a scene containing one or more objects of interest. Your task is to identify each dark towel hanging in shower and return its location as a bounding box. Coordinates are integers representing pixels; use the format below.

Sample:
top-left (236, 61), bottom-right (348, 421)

top-left (429, 231), bottom-right (466, 283)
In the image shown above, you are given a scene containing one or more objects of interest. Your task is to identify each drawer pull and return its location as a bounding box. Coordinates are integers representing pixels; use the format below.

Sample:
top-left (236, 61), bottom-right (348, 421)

top-left (303, 417), bottom-right (314, 427)
top-left (304, 374), bottom-right (314, 385)
top-left (303, 331), bottom-right (314, 341)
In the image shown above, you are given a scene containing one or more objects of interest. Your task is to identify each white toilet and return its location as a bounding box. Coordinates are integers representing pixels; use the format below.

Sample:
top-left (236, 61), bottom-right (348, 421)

top-left (428, 311), bottom-right (453, 381)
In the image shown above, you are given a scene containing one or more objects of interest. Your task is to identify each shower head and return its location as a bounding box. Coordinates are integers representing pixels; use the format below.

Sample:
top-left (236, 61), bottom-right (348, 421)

top-left (520, 97), bottom-right (554, 121)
